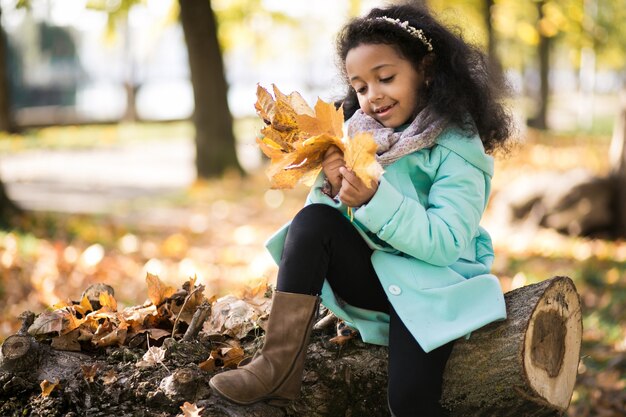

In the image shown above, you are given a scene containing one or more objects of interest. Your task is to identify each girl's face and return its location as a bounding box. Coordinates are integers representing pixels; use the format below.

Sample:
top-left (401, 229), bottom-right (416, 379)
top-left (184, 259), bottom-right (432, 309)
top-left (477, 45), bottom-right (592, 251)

top-left (345, 43), bottom-right (425, 128)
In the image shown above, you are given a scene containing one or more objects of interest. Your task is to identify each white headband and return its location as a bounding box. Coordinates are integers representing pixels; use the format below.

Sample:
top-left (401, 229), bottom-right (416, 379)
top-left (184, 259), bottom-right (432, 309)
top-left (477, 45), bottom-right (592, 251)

top-left (369, 16), bottom-right (433, 52)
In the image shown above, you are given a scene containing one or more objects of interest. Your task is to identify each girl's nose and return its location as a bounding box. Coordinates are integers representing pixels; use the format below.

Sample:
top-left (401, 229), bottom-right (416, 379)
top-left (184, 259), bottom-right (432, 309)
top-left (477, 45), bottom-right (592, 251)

top-left (368, 87), bottom-right (383, 103)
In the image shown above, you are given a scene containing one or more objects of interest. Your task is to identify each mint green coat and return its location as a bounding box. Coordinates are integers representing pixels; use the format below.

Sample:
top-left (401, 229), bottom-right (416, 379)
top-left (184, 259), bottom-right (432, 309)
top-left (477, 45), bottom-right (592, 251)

top-left (265, 127), bottom-right (507, 353)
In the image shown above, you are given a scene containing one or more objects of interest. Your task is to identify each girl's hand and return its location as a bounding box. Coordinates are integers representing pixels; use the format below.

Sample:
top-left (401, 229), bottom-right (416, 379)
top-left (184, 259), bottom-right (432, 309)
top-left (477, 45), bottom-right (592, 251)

top-left (338, 167), bottom-right (378, 207)
top-left (322, 145), bottom-right (345, 196)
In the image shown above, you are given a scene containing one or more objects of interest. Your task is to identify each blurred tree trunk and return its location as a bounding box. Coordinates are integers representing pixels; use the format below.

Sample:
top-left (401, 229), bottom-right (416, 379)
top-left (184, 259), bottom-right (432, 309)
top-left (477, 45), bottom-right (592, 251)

top-left (179, 0), bottom-right (242, 178)
top-left (122, 15), bottom-right (138, 123)
top-left (610, 89), bottom-right (626, 237)
top-left (483, 0), bottom-right (500, 71)
top-left (528, 0), bottom-right (550, 130)
top-left (0, 5), bottom-right (16, 133)
top-left (0, 176), bottom-right (20, 228)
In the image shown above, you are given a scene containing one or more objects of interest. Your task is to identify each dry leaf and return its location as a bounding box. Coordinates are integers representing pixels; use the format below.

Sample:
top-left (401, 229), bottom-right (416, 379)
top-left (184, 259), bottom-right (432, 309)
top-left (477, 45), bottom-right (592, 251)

top-left (98, 292), bottom-right (118, 311)
top-left (28, 310), bottom-right (66, 336)
top-left (136, 346), bottom-right (167, 368)
top-left (102, 369), bottom-right (118, 385)
top-left (51, 328), bottom-right (81, 351)
top-left (255, 84), bottom-right (382, 189)
top-left (146, 273), bottom-right (176, 306)
top-left (74, 295), bottom-right (94, 317)
top-left (170, 284), bottom-right (206, 325)
top-left (204, 295), bottom-right (268, 339)
top-left (81, 363), bottom-right (101, 382)
top-left (198, 355), bottom-right (216, 372)
top-left (343, 132), bottom-right (385, 188)
top-left (220, 346), bottom-right (245, 368)
top-left (40, 379), bottom-right (59, 397)
top-left (178, 402), bottom-right (204, 417)
top-left (93, 327), bottom-right (127, 347)
top-left (329, 320), bottom-right (359, 346)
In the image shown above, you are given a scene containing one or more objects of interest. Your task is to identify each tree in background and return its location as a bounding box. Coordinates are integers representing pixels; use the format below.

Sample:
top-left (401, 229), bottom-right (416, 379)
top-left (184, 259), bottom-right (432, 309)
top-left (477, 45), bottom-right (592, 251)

top-left (0, 4), bottom-right (20, 225)
top-left (0, 4), bottom-right (15, 133)
top-left (179, 0), bottom-right (241, 178)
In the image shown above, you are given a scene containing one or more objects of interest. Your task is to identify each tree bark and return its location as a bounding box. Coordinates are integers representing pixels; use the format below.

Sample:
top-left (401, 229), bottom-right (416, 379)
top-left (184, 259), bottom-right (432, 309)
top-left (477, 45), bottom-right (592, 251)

top-left (483, 0), bottom-right (500, 71)
top-left (0, 176), bottom-right (21, 228)
top-left (0, 5), bottom-right (16, 133)
top-left (179, 0), bottom-right (243, 179)
top-left (610, 90), bottom-right (626, 237)
top-left (442, 276), bottom-right (582, 416)
top-left (529, 0), bottom-right (551, 130)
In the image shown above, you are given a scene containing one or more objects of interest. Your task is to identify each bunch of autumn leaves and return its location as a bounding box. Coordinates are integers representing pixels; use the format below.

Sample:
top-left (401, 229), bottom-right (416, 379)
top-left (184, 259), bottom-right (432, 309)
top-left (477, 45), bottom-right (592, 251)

top-left (255, 84), bottom-right (383, 190)
top-left (27, 274), bottom-right (270, 372)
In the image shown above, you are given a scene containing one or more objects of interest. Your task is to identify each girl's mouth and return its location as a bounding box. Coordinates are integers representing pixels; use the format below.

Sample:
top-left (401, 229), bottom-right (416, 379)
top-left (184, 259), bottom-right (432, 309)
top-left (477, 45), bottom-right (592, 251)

top-left (374, 103), bottom-right (396, 117)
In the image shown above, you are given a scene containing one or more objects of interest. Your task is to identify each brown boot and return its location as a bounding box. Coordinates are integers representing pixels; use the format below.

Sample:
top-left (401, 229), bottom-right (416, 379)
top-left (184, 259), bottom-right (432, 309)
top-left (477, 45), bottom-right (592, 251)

top-left (209, 291), bottom-right (320, 405)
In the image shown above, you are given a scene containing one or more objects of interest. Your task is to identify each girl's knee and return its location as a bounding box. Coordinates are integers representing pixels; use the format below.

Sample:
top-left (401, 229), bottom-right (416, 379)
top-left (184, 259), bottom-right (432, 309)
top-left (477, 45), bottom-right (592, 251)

top-left (290, 204), bottom-right (342, 232)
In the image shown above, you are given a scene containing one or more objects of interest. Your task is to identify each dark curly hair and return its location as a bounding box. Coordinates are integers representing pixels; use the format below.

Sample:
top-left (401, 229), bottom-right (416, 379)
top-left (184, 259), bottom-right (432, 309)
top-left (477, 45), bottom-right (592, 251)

top-left (336, 3), bottom-right (514, 153)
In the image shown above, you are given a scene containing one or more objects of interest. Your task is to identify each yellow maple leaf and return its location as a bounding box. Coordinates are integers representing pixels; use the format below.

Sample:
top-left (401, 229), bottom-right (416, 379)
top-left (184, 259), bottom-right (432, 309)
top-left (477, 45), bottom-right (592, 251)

top-left (146, 273), bottom-right (176, 306)
top-left (342, 132), bottom-right (384, 188)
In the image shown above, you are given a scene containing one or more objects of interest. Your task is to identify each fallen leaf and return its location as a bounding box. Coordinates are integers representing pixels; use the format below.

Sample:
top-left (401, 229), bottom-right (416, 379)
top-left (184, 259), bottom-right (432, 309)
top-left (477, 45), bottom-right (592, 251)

top-left (51, 328), bottom-right (81, 351)
top-left (102, 369), bottom-right (118, 385)
top-left (80, 363), bottom-right (101, 382)
top-left (178, 402), bottom-right (204, 417)
top-left (40, 379), bottom-right (59, 397)
top-left (98, 291), bottom-right (118, 311)
top-left (329, 320), bottom-right (359, 346)
top-left (204, 295), bottom-right (267, 339)
top-left (170, 284), bottom-right (206, 325)
top-left (146, 273), bottom-right (176, 306)
top-left (93, 327), bottom-right (127, 347)
top-left (136, 346), bottom-right (167, 368)
top-left (28, 310), bottom-right (66, 336)
top-left (198, 355), bottom-right (216, 372)
top-left (74, 295), bottom-right (94, 317)
top-left (220, 346), bottom-right (245, 368)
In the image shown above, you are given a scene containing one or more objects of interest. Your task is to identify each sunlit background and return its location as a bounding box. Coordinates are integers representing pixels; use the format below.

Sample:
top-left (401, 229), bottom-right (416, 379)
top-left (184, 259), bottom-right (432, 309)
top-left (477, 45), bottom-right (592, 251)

top-left (0, 0), bottom-right (625, 413)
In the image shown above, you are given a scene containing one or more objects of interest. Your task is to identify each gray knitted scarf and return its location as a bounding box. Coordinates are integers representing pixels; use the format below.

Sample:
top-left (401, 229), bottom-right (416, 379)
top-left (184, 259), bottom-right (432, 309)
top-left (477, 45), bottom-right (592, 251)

top-left (347, 108), bottom-right (446, 167)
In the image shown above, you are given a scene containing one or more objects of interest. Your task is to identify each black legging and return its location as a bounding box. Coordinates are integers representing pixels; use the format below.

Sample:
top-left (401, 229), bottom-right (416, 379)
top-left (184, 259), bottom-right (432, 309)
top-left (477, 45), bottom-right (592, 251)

top-left (277, 204), bottom-right (453, 417)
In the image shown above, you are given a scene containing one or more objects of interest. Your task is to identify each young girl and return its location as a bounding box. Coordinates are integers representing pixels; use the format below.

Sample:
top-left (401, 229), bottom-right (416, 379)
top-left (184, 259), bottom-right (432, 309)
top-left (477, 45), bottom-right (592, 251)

top-left (210, 3), bottom-right (514, 416)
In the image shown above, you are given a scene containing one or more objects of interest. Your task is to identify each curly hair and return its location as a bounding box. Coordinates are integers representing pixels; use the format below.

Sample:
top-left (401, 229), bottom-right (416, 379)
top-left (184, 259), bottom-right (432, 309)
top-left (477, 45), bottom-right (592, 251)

top-left (336, 3), bottom-right (514, 154)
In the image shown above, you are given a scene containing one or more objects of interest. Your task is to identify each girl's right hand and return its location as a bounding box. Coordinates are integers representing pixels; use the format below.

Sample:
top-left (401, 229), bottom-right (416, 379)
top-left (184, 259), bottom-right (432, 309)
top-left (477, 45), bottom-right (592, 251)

top-left (322, 145), bottom-right (345, 196)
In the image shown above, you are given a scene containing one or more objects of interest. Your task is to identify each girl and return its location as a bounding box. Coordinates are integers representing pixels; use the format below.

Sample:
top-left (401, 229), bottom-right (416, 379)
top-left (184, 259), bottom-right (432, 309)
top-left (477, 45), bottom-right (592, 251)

top-left (210, 3), bottom-right (514, 416)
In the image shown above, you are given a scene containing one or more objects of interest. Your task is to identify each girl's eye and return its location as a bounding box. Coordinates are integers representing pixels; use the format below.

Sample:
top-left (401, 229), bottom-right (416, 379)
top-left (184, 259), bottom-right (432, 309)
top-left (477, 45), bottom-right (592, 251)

top-left (355, 86), bottom-right (367, 94)
top-left (380, 76), bottom-right (395, 83)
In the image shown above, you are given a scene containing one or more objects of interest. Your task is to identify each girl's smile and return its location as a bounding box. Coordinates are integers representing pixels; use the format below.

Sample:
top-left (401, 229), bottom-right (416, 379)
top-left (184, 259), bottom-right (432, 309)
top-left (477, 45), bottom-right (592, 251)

top-left (345, 43), bottom-right (425, 128)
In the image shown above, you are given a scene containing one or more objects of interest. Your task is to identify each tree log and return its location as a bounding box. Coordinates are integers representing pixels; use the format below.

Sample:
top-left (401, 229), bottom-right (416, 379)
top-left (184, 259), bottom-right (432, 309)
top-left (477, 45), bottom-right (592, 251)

top-left (442, 276), bottom-right (582, 416)
top-left (0, 277), bottom-right (581, 417)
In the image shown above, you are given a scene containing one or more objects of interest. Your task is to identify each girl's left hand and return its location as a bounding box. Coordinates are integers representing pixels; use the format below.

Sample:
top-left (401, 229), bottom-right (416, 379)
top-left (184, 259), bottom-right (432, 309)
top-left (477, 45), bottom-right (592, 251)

top-left (338, 167), bottom-right (378, 207)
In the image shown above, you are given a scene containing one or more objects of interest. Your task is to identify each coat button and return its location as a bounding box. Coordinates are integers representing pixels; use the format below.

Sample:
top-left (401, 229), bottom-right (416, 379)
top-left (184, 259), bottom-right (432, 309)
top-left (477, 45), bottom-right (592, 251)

top-left (388, 285), bottom-right (402, 295)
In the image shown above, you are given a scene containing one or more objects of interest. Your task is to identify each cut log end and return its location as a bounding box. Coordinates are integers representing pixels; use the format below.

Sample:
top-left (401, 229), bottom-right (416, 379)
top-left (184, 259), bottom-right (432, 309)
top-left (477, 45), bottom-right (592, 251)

top-left (1, 334), bottom-right (33, 361)
top-left (524, 276), bottom-right (582, 410)
top-left (441, 276), bottom-right (583, 416)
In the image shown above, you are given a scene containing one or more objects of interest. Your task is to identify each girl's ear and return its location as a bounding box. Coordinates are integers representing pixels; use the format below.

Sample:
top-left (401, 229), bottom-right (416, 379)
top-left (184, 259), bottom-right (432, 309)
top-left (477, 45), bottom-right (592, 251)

top-left (420, 53), bottom-right (436, 83)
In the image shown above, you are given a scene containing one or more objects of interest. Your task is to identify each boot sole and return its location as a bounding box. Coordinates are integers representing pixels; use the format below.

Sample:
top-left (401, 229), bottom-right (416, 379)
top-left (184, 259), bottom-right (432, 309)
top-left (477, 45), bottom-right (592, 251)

top-left (209, 379), bottom-right (294, 406)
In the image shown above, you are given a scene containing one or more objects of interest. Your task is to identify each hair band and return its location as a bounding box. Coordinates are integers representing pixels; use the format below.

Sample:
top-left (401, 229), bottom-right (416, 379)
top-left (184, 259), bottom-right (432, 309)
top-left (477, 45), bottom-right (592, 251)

top-left (368, 16), bottom-right (433, 52)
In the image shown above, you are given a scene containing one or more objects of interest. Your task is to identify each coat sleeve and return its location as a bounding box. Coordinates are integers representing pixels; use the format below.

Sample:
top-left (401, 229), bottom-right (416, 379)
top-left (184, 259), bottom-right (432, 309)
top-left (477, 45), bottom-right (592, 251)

top-left (353, 150), bottom-right (487, 266)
